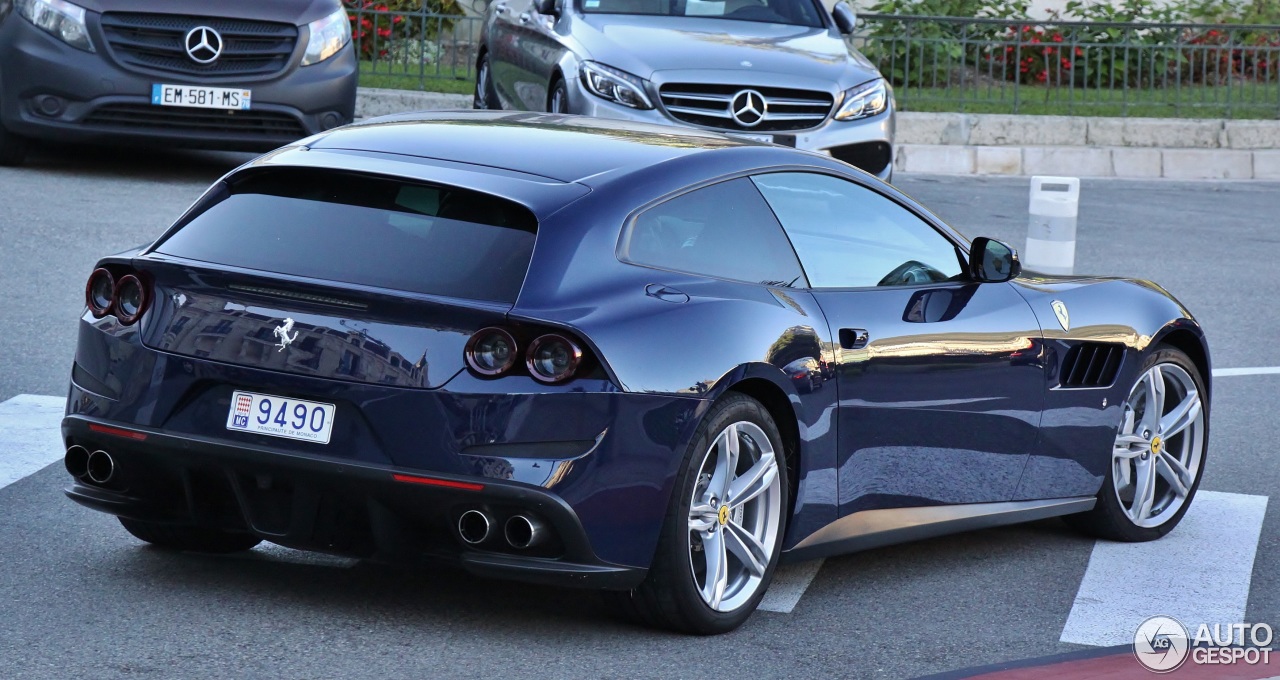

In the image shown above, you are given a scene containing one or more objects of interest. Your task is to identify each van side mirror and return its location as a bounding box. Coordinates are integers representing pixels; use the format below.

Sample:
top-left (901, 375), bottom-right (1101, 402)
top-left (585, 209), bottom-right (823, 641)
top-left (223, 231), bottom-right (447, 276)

top-left (831, 2), bottom-right (857, 35)
top-left (534, 0), bottom-right (558, 16)
top-left (969, 237), bottom-right (1022, 283)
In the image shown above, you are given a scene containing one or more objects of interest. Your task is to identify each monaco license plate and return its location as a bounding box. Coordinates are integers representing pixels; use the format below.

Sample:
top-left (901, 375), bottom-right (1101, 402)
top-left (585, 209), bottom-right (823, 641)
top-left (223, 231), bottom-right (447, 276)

top-left (226, 390), bottom-right (334, 444)
top-left (152, 83), bottom-right (252, 110)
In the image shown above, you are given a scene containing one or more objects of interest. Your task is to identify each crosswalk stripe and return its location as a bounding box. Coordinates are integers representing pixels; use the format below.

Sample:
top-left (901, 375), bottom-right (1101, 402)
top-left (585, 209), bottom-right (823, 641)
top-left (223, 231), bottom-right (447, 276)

top-left (0, 394), bottom-right (67, 491)
top-left (1213, 367), bottom-right (1280, 377)
top-left (760, 559), bottom-right (824, 613)
top-left (1060, 490), bottom-right (1269, 647)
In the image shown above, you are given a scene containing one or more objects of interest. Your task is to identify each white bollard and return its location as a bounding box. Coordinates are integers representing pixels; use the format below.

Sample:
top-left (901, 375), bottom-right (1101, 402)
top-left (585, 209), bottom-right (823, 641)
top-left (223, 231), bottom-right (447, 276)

top-left (1024, 176), bottom-right (1080, 275)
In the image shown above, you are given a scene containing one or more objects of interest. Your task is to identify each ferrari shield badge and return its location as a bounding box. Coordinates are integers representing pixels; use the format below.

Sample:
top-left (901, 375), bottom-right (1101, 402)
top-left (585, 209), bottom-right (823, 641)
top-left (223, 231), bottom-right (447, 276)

top-left (1051, 300), bottom-right (1070, 332)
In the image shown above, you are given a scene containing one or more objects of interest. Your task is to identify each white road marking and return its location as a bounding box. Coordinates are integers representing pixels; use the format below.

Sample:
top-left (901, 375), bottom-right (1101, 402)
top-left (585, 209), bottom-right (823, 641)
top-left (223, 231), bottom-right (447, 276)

top-left (1060, 491), bottom-right (1269, 647)
top-left (759, 559), bottom-right (824, 613)
top-left (0, 394), bottom-right (66, 491)
top-left (1212, 367), bottom-right (1280, 377)
top-left (237, 543), bottom-right (359, 569)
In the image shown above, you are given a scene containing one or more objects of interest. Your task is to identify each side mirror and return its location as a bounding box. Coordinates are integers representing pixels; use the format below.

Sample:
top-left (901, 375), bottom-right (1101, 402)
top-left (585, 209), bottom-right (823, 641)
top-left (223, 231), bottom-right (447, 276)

top-left (534, 0), bottom-right (558, 16)
top-left (969, 237), bottom-right (1022, 283)
top-left (831, 2), bottom-right (857, 35)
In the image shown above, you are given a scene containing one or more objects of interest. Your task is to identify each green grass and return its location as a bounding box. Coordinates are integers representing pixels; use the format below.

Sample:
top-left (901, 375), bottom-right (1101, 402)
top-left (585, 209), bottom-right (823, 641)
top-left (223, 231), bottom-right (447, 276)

top-left (896, 83), bottom-right (1280, 119)
top-left (359, 61), bottom-right (474, 96)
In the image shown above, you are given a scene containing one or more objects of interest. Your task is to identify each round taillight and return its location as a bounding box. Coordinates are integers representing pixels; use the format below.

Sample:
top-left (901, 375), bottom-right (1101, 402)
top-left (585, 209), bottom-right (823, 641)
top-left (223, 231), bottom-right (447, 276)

top-left (114, 274), bottom-right (149, 325)
top-left (526, 334), bottom-right (583, 384)
top-left (86, 268), bottom-right (115, 318)
top-left (465, 327), bottom-right (518, 376)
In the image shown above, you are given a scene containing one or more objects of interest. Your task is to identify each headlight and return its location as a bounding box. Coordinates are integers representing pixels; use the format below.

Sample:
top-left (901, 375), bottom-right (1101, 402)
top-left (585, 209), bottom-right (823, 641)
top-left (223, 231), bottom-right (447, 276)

top-left (301, 8), bottom-right (351, 66)
top-left (834, 79), bottom-right (889, 121)
top-left (15, 0), bottom-right (92, 52)
top-left (580, 61), bottom-right (653, 110)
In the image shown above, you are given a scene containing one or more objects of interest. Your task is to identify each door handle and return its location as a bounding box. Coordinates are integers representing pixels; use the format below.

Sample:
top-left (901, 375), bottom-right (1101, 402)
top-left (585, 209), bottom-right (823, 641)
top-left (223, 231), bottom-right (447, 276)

top-left (645, 283), bottom-right (690, 304)
top-left (519, 11), bottom-right (532, 22)
top-left (839, 328), bottom-right (870, 349)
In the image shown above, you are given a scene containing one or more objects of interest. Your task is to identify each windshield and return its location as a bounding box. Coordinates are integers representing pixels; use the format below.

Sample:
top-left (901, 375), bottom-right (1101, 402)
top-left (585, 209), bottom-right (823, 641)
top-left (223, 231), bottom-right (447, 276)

top-left (579, 0), bottom-right (826, 28)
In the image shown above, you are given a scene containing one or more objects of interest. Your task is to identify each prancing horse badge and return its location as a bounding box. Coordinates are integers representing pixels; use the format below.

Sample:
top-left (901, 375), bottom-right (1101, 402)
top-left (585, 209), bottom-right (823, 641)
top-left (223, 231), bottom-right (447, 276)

top-left (1051, 300), bottom-right (1070, 332)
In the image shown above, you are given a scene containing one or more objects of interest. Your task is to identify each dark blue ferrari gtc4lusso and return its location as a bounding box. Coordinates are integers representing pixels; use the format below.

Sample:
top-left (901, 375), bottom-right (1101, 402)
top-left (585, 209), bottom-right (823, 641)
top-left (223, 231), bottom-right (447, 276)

top-left (64, 112), bottom-right (1210, 634)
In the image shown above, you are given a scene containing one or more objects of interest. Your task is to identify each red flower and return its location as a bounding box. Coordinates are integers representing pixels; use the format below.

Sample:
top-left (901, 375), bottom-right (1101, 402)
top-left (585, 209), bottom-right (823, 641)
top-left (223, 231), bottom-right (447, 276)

top-left (377, 27), bottom-right (391, 38)
top-left (1075, 47), bottom-right (1084, 56)
top-left (1036, 71), bottom-right (1047, 82)
top-left (1051, 33), bottom-right (1063, 42)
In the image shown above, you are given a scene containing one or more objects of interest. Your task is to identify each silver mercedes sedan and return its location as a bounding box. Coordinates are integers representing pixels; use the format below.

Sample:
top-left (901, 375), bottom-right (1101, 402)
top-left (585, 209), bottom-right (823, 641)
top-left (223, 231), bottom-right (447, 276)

top-left (475, 0), bottom-right (895, 180)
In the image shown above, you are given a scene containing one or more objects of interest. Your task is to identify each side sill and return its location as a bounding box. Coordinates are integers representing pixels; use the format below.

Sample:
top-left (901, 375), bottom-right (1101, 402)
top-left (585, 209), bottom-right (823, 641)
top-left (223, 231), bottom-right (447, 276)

top-left (781, 496), bottom-right (1096, 563)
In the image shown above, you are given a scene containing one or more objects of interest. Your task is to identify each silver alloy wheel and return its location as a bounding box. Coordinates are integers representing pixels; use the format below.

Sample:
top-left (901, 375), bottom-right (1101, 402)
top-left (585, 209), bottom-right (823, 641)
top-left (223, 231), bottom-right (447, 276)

top-left (475, 61), bottom-right (490, 109)
top-left (687, 421), bottom-right (782, 612)
top-left (1112, 362), bottom-right (1205, 528)
top-left (550, 85), bottom-right (567, 113)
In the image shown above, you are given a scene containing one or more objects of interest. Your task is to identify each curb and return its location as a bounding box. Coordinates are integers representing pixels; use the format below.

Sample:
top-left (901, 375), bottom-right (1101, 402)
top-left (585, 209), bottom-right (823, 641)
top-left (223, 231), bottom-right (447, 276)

top-left (355, 88), bottom-right (1280, 180)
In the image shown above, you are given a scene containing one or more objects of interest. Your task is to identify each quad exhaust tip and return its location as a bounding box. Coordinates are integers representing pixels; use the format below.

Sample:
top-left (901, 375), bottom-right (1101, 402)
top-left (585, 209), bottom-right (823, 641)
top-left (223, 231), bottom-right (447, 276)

top-left (65, 445), bottom-right (90, 478)
top-left (86, 449), bottom-right (115, 484)
top-left (458, 509), bottom-right (492, 545)
top-left (504, 514), bottom-right (547, 550)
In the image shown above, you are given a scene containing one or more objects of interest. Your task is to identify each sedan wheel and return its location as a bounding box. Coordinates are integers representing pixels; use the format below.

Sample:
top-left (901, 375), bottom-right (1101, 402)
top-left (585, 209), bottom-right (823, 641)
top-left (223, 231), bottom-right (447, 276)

top-left (606, 393), bottom-right (789, 634)
top-left (548, 79), bottom-right (569, 114)
top-left (474, 55), bottom-right (496, 110)
top-left (1066, 345), bottom-right (1208, 541)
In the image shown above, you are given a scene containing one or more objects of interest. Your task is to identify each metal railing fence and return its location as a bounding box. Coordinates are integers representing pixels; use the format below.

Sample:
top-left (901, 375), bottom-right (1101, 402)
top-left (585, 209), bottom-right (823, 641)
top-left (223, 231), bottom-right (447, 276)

top-left (348, 6), bottom-right (482, 91)
top-left (855, 14), bottom-right (1280, 118)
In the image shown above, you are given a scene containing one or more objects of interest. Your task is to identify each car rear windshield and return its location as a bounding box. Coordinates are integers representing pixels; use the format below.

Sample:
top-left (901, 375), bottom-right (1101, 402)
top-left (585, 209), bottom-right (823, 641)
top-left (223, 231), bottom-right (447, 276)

top-left (153, 168), bottom-right (539, 304)
top-left (579, 0), bottom-right (825, 27)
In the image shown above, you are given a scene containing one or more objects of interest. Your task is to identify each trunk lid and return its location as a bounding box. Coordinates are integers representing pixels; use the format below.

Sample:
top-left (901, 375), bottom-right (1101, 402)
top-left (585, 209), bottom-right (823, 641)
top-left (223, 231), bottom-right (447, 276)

top-left (138, 257), bottom-right (503, 389)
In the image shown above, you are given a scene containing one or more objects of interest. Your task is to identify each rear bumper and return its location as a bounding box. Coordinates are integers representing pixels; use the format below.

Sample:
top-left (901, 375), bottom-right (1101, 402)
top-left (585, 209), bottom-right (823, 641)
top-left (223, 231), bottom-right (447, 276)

top-left (0, 14), bottom-right (356, 151)
top-left (62, 415), bottom-right (646, 589)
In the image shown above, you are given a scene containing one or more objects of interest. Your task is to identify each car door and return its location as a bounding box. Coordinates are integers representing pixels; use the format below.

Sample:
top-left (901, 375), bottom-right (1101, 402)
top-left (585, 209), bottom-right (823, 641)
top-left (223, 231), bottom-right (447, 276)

top-left (485, 0), bottom-right (532, 108)
top-left (750, 172), bottom-right (1046, 517)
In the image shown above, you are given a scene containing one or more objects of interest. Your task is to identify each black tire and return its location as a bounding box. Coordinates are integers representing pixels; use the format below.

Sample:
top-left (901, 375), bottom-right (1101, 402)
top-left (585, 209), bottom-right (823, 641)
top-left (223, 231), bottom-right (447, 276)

top-left (0, 120), bottom-right (28, 167)
top-left (473, 53), bottom-right (498, 110)
top-left (548, 77), bottom-right (569, 114)
top-left (1064, 345), bottom-right (1209, 542)
top-left (605, 392), bottom-right (790, 635)
top-left (119, 517), bottom-right (262, 554)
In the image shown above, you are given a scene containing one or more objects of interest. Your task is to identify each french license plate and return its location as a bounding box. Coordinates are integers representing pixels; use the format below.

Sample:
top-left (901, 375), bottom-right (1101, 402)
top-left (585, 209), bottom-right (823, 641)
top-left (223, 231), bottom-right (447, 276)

top-left (152, 83), bottom-right (252, 110)
top-left (727, 132), bottom-right (774, 144)
top-left (225, 390), bottom-right (334, 444)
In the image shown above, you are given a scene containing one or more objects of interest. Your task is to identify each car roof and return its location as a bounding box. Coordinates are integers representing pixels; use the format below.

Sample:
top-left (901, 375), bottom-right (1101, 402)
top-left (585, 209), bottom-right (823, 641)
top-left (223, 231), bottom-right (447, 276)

top-left (304, 111), bottom-right (761, 186)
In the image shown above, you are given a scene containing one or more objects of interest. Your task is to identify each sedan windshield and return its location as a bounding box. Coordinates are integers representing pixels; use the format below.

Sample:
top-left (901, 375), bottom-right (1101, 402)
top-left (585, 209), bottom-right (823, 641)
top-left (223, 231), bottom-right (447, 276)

top-left (580, 0), bottom-right (826, 28)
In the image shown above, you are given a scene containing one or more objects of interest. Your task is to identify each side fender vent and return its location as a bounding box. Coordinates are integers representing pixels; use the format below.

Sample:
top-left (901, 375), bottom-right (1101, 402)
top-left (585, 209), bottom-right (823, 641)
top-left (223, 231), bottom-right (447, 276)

top-left (1060, 343), bottom-right (1124, 388)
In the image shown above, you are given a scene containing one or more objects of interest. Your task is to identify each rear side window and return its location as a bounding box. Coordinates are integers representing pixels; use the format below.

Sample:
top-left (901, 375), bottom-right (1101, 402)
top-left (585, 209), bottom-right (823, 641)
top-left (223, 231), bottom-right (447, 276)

top-left (619, 178), bottom-right (806, 287)
top-left (154, 169), bottom-right (538, 303)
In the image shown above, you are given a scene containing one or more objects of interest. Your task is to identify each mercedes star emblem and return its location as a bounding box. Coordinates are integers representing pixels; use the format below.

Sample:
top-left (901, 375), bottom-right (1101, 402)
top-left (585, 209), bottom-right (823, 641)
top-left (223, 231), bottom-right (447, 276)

top-left (730, 89), bottom-right (767, 127)
top-left (184, 26), bottom-right (224, 64)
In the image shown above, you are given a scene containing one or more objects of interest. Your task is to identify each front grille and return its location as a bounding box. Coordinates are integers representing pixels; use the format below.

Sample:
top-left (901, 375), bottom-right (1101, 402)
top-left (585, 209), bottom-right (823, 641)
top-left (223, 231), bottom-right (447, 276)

top-left (1059, 343), bottom-right (1124, 388)
top-left (659, 83), bottom-right (834, 132)
top-left (84, 104), bottom-right (308, 139)
top-left (100, 13), bottom-right (298, 78)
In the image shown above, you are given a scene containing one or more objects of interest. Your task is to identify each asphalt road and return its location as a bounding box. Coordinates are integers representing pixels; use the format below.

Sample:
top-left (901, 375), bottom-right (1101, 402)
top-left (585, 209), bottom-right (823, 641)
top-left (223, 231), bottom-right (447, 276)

top-left (1, 143), bottom-right (1277, 679)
